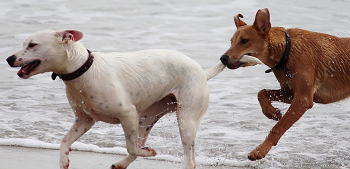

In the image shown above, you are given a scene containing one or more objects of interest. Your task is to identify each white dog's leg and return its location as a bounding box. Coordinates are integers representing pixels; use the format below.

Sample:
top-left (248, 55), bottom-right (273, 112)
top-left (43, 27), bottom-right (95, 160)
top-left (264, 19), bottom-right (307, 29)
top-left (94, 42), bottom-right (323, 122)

top-left (110, 117), bottom-right (140, 169)
top-left (121, 110), bottom-right (157, 156)
top-left (111, 95), bottom-right (176, 169)
top-left (60, 112), bottom-right (95, 169)
top-left (175, 86), bottom-right (209, 169)
top-left (111, 109), bottom-right (156, 168)
top-left (138, 95), bottom-right (177, 146)
top-left (177, 112), bottom-right (199, 169)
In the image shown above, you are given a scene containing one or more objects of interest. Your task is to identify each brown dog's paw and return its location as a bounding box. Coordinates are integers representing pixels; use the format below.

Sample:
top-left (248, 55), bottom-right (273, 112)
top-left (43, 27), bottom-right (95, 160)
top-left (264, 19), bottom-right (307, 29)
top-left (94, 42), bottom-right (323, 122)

top-left (262, 108), bottom-right (282, 121)
top-left (248, 150), bottom-right (266, 161)
top-left (271, 108), bottom-right (282, 121)
top-left (247, 143), bottom-right (273, 161)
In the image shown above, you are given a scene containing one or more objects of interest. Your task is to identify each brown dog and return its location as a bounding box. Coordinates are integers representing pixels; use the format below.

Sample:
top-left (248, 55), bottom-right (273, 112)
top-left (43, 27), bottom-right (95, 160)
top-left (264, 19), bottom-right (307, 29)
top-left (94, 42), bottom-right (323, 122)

top-left (220, 8), bottom-right (350, 161)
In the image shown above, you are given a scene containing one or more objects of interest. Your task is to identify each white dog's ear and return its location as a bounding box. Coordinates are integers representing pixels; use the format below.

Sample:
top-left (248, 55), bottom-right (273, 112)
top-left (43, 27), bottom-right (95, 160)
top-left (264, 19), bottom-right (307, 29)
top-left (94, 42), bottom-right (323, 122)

top-left (55, 30), bottom-right (83, 43)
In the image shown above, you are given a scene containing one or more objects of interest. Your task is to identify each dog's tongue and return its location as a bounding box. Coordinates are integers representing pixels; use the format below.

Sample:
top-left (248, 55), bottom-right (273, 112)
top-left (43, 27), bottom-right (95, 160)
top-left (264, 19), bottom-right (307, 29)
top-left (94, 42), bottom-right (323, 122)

top-left (227, 61), bottom-right (242, 69)
top-left (18, 66), bottom-right (30, 77)
top-left (17, 61), bottom-right (40, 77)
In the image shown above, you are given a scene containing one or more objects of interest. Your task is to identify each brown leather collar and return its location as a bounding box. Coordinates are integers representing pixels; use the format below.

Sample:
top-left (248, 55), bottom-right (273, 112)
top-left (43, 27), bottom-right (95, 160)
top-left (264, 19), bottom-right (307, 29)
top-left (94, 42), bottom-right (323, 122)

top-left (265, 30), bottom-right (293, 79)
top-left (51, 49), bottom-right (94, 81)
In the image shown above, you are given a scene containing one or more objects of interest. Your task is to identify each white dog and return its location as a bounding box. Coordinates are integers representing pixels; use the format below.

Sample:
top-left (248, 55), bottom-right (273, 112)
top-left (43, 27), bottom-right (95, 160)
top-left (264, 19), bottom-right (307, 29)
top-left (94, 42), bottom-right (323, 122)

top-left (6, 29), bottom-right (261, 169)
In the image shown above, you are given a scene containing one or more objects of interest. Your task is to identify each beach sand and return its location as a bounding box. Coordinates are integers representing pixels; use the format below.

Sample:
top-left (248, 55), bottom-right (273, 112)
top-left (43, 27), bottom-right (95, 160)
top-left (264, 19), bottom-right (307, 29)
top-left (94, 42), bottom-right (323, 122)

top-left (0, 146), bottom-right (235, 169)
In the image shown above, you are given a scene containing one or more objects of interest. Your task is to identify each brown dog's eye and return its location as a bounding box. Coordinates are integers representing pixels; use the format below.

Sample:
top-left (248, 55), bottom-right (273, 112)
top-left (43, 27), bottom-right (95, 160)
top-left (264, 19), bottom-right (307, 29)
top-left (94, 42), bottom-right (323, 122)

top-left (240, 39), bottom-right (249, 45)
top-left (28, 43), bottom-right (38, 48)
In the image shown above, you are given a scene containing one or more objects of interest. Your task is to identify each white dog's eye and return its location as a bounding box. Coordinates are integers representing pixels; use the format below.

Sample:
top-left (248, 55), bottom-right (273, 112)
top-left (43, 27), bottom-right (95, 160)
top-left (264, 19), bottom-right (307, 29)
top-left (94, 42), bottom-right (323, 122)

top-left (28, 43), bottom-right (38, 48)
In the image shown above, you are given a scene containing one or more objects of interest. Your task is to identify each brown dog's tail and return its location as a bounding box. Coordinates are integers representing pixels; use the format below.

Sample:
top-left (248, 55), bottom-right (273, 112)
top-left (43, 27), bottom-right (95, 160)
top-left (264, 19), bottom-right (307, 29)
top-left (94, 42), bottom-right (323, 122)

top-left (205, 62), bottom-right (226, 80)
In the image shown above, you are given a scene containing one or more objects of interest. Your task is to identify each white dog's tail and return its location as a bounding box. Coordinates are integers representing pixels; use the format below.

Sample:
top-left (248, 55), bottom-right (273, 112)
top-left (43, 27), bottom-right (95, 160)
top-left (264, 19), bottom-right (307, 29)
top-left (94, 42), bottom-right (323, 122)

top-left (205, 55), bottom-right (263, 80)
top-left (205, 62), bottom-right (226, 80)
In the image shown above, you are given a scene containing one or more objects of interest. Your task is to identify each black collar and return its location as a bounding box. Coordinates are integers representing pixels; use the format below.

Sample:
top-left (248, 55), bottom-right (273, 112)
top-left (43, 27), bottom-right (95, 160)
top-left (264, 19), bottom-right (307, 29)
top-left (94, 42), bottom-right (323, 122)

top-left (265, 30), bottom-right (293, 79)
top-left (51, 49), bottom-right (94, 81)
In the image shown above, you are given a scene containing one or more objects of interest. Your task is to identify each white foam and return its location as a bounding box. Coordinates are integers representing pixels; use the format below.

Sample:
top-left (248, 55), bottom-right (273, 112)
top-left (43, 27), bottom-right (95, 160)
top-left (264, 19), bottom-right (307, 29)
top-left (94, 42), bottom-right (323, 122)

top-left (0, 138), bottom-right (59, 149)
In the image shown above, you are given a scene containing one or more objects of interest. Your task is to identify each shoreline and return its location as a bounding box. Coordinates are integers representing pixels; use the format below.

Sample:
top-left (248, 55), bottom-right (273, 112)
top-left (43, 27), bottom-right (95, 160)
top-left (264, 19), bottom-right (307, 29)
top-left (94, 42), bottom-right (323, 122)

top-left (0, 145), bottom-right (238, 169)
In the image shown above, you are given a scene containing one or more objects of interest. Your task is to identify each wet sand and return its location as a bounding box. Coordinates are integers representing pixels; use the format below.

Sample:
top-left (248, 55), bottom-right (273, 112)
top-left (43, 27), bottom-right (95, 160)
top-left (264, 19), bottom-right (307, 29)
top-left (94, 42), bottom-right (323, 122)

top-left (0, 146), bottom-right (237, 169)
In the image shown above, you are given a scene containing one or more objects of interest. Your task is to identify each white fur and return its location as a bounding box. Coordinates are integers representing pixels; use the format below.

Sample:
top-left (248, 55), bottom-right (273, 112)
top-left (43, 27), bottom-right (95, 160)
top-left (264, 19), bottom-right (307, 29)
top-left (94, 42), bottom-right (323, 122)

top-left (7, 29), bottom-right (225, 169)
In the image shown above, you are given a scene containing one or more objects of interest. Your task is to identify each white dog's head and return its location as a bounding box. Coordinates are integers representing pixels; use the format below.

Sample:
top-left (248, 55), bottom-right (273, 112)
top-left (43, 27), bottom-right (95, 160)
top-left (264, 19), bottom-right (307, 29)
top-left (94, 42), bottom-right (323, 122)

top-left (6, 29), bottom-right (84, 79)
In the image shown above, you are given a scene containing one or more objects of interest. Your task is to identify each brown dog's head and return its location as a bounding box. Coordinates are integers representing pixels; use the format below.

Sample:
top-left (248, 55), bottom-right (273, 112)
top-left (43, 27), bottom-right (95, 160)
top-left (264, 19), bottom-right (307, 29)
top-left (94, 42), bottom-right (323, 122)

top-left (220, 8), bottom-right (271, 69)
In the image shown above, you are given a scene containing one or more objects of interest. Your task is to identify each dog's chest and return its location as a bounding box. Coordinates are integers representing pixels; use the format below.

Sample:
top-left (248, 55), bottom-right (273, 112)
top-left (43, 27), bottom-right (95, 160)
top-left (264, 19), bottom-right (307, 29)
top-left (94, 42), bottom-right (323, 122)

top-left (68, 92), bottom-right (123, 124)
top-left (88, 100), bottom-right (122, 124)
top-left (274, 72), bottom-right (293, 89)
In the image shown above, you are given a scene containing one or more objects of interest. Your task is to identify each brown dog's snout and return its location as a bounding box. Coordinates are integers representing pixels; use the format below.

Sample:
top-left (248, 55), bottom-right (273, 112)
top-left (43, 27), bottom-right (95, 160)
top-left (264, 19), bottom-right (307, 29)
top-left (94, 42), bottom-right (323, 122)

top-left (6, 55), bottom-right (17, 67)
top-left (220, 55), bottom-right (229, 65)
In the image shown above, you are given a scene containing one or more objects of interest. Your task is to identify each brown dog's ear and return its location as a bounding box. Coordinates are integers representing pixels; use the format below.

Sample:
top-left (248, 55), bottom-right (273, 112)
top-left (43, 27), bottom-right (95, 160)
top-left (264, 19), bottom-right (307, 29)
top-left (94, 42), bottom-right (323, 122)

top-left (253, 8), bottom-right (271, 35)
top-left (55, 30), bottom-right (84, 43)
top-left (234, 14), bottom-right (247, 28)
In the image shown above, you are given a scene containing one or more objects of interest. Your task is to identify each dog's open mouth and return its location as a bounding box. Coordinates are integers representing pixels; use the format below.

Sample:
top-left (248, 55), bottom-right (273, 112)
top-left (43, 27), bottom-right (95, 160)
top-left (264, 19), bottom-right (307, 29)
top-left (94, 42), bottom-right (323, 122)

top-left (227, 61), bottom-right (243, 69)
top-left (226, 54), bottom-right (263, 69)
top-left (17, 60), bottom-right (41, 78)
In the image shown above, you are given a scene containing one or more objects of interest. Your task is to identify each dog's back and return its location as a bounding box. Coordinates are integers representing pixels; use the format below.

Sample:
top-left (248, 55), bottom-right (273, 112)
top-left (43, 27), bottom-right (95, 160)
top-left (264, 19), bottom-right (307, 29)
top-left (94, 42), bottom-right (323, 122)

top-left (277, 28), bottom-right (350, 103)
top-left (88, 49), bottom-right (207, 111)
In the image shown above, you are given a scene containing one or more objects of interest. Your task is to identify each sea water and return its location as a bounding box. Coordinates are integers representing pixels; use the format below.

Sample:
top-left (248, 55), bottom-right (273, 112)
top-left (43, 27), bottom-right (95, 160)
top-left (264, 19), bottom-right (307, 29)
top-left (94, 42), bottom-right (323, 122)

top-left (1, 0), bottom-right (350, 168)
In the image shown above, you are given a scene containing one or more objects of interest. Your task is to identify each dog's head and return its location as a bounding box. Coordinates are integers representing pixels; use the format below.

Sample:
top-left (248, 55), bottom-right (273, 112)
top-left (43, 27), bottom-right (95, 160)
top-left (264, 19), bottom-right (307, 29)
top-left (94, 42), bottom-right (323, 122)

top-left (220, 8), bottom-right (271, 69)
top-left (6, 29), bottom-right (84, 79)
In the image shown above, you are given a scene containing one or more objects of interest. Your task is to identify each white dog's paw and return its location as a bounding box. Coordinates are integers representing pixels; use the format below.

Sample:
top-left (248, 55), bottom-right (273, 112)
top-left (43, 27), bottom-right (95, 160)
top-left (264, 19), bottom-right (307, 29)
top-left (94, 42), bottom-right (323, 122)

top-left (110, 164), bottom-right (126, 169)
top-left (141, 147), bottom-right (157, 157)
top-left (59, 152), bottom-right (70, 169)
top-left (60, 158), bottom-right (70, 169)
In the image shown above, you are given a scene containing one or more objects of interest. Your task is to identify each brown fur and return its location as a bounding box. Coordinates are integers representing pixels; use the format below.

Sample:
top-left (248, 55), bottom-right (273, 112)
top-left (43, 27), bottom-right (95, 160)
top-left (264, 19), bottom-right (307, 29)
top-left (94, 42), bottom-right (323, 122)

top-left (221, 8), bottom-right (350, 160)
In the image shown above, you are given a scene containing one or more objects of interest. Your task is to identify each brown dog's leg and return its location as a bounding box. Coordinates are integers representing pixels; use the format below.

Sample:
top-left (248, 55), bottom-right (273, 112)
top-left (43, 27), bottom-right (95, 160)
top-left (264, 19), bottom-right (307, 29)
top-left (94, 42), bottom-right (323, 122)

top-left (249, 90), bottom-right (313, 160)
top-left (258, 89), bottom-right (293, 121)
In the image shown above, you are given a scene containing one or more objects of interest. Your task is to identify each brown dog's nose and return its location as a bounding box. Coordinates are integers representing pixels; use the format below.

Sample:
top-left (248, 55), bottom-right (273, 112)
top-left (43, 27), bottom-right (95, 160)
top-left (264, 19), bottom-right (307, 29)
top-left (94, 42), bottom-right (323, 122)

top-left (220, 55), bottom-right (229, 65)
top-left (6, 55), bottom-right (17, 67)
